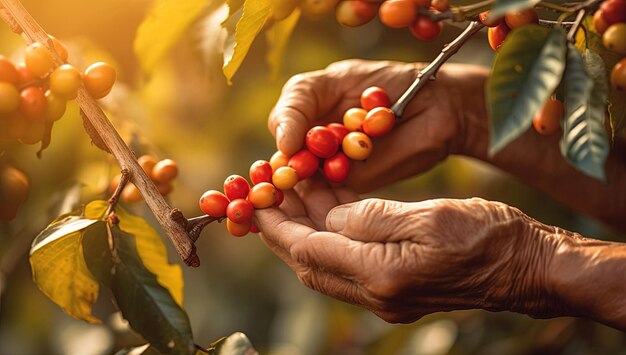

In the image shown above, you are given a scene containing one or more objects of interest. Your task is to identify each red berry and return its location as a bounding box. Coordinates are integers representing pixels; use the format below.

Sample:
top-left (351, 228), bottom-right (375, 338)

top-left (249, 221), bottom-right (260, 233)
top-left (199, 190), bottom-right (230, 217)
top-left (532, 98), bottom-right (564, 135)
top-left (0, 56), bottom-right (19, 85)
top-left (379, 0), bottom-right (417, 29)
top-left (335, 0), bottom-right (378, 27)
top-left (20, 86), bottom-right (46, 120)
top-left (249, 160), bottom-right (273, 185)
top-left (600, 0), bottom-right (626, 26)
top-left (152, 159), bottom-right (178, 183)
top-left (488, 23), bottom-right (510, 51)
top-left (323, 152), bottom-right (351, 183)
top-left (504, 8), bottom-right (538, 29)
top-left (248, 182), bottom-right (277, 209)
top-left (226, 219), bottom-right (251, 237)
top-left (326, 123), bottom-right (350, 144)
top-left (362, 107), bottom-right (395, 137)
top-left (594, 10), bottom-right (609, 34)
top-left (305, 126), bottom-right (340, 158)
top-left (226, 198), bottom-right (254, 224)
top-left (360, 86), bottom-right (391, 111)
top-left (288, 149), bottom-right (319, 180)
top-left (224, 175), bottom-right (250, 200)
top-left (410, 16), bottom-right (443, 41)
top-left (274, 188), bottom-right (285, 206)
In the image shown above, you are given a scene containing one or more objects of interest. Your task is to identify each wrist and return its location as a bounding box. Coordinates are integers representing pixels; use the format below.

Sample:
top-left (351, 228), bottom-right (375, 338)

top-left (548, 233), bottom-right (626, 330)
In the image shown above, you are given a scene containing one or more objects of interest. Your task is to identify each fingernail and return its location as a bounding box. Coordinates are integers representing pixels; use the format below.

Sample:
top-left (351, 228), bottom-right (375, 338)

top-left (276, 124), bottom-right (286, 150)
top-left (326, 206), bottom-right (349, 232)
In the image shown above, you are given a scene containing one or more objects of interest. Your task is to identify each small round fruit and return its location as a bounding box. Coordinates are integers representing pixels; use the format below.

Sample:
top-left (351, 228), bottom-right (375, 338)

top-left (323, 152), bottom-right (351, 183)
top-left (274, 188), bottom-right (285, 206)
top-left (121, 183), bottom-right (142, 203)
top-left (335, 0), bottom-right (378, 27)
top-left (410, 16), bottom-right (443, 41)
top-left (226, 219), bottom-right (251, 237)
top-left (0, 164), bottom-right (29, 203)
top-left (19, 121), bottom-right (45, 145)
top-left (379, 0), bottom-right (417, 28)
top-left (603, 24), bottom-right (626, 55)
top-left (504, 8), bottom-right (538, 29)
top-left (49, 35), bottom-right (68, 62)
top-left (199, 190), bottom-right (230, 217)
top-left (138, 155), bottom-right (158, 177)
top-left (599, 0), bottom-right (626, 26)
top-left (19, 86), bottom-right (46, 120)
top-left (343, 107), bottom-right (367, 132)
top-left (83, 62), bottom-right (116, 99)
top-left (301, 0), bottom-right (340, 18)
top-left (44, 90), bottom-right (66, 122)
top-left (24, 43), bottom-right (54, 78)
top-left (49, 64), bottom-right (82, 99)
top-left (488, 23), bottom-right (510, 51)
top-left (152, 159), bottom-right (178, 183)
top-left (363, 107), bottom-right (395, 137)
top-left (0, 56), bottom-right (19, 84)
top-left (224, 174), bottom-right (251, 200)
top-left (326, 123), bottom-right (350, 143)
top-left (226, 198), bottom-right (254, 224)
top-left (249, 160), bottom-right (273, 185)
top-left (342, 132), bottom-right (373, 160)
top-left (306, 126), bottom-right (340, 158)
top-left (610, 58), bottom-right (626, 91)
top-left (269, 0), bottom-right (298, 21)
top-left (479, 10), bottom-right (503, 27)
top-left (0, 83), bottom-right (20, 114)
top-left (288, 149), bottom-right (319, 180)
top-left (272, 166), bottom-right (298, 190)
top-left (248, 182), bottom-right (277, 209)
top-left (16, 64), bottom-right (33, 85)
top-left (360, 86), bottom-right (391, 111)
top-left (431, 0), bottom-right (448, 11)
top-left (249, 221), bottom-right (260, 234)
top-left (269, 150), bottom-right (290, 172)
top-left (532, 98), bottom-right (564, 135)
top-left (593, 10), bottom-right (609, 35)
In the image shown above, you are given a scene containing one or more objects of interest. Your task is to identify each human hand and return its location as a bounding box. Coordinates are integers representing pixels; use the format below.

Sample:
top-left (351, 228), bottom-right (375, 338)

top-left (268, 59), bottom-right (489, 192)
top-left (256, 196), bottom-right (564, 322)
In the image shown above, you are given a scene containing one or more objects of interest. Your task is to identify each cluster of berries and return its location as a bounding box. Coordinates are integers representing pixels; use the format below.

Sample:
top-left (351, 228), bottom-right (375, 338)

top-left (110, 156), bottom-right (179, 203)
top-left (0, 162), bottom-right (29, 222)
top-left (593, 0), bottom-right (626, 93)
top-left (198, 86), bottom-right (396, 237)
top-left (335, 0), bottom-right (449, 41)
top-left (0, 37), bottom-right (116, 145)
top-left (480, 8), bottom-right (539, 52)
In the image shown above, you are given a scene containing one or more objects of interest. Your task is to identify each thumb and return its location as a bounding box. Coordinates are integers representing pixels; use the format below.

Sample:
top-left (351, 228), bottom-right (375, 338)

top-left (325, 198), bottom-right (413, 242)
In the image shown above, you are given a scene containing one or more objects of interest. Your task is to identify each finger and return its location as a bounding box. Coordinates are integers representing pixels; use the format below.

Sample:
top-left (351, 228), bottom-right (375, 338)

top-left (255, 207), bottom-right (317, 253)
top-left (332, 186), bottom-right (360, 205)
top-left (268, 72), bottom-right (339, 156)
top-left (294, 175), bottom-right (340, 229)
top-left (295, 267), bottom-right (368, 308)
top-left (290, 230), bottom-right (362, 278)
top-left (325, 198), bottom-right (413, 243)
top-left (278, 188), bottom-right (308, 219)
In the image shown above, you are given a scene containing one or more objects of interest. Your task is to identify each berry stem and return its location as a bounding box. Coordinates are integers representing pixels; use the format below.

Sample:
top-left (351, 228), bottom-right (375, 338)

top-left (391, 21), bottom-right (484, 118)
top-left (0, 0), bottom-right (201, 267)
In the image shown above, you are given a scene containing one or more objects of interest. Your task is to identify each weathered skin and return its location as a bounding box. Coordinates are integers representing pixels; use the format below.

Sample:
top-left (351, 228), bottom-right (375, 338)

top-left (256, 59), bottom-right (626, 331)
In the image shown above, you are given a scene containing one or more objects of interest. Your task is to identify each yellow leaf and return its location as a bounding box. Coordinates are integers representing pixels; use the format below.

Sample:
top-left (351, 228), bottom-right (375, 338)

top-left (265, 9), bottom-right (300, 80)
top-left (135, 0), bottom-right (209, 75)
top-left (114, 205), bottom-right (184, 307)
top-left (30, 222), bottom-right (105, 323)
top-left (223, 0), bottom-right (271, 84)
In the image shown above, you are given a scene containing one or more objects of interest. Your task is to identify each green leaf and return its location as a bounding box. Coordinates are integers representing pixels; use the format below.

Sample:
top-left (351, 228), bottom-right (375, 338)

top-left (30, 214), bottom-right (104, 323)
top-left (110, 226), bottom-right (194, 355)
top-left (223, 0), bottom-right (271, 84)
top-left (487, 26), bottom-right (567, 155)
top-left (488, 0), bottom-right (540, 20)
top-left (561, 45), bottom-right (609, 181)
top-left (265, 9), bottom-right (300, 80)
top-left (134, 0), bottom-right (209, 75)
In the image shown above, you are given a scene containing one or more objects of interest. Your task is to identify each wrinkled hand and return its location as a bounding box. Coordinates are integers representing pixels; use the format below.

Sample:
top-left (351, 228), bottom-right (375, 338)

top-left (269, 59), bottom-right (488, 192)
top-left (256, 195), bottom-right (561, 322)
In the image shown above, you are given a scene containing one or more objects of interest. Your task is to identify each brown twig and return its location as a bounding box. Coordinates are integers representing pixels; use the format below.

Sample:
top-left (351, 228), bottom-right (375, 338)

top-left (105, 168), bottom-right (130, 217)
top-left (0, 0), bottom-right (202, 267)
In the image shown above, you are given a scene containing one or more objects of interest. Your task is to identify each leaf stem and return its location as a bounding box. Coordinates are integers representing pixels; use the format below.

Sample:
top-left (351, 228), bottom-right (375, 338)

top-left (0, 0), bottom-right (201, 267)
top-left (392, 21), bottom-right (484, 118)
top-left (106, 168), bottom-right (129, 217)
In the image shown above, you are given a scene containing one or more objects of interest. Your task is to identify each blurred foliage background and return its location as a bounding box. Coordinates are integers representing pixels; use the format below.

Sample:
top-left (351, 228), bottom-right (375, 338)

top-left (1, 0), bottom-right (625, 354)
